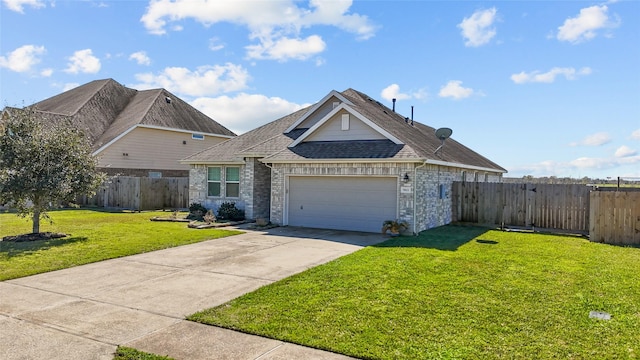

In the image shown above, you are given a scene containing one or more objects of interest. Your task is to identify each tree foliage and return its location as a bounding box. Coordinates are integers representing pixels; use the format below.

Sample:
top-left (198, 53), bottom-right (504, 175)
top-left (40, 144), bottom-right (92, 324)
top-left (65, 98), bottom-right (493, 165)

top-left (0, 108), bottom-right (106, 233)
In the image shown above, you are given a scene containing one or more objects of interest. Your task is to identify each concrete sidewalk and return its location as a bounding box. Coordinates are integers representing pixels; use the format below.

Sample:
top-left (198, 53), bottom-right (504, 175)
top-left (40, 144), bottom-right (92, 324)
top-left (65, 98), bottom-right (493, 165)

top-left (1, 226), bottom-right (385, 360)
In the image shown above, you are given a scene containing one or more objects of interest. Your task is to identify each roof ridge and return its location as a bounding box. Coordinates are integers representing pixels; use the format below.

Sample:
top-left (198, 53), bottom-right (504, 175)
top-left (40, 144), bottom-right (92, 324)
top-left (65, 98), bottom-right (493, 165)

top-left (70, 79), bottom-right (117, 116)
top-left (134, 88), bottom-right (162, 124)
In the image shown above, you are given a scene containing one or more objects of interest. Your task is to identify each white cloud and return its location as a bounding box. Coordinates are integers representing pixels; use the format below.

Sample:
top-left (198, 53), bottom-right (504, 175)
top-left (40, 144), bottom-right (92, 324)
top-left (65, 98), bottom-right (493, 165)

top-left (245, 35), bottom-right (326, 61)
top-left (570, 132), bottom-right (612, 147)
top-left (64, 49), bottom-right (101, 74)
top-left (191, 93), bottom-right (308, 134)
top-left (511, 67), bottom-right (592, 84)
top-left (209, 37), bottom-right (225, 51)
top-left (0, 44), bottom-right (45, 72)
top-left (132, 63), bottom-right (250, 97)
top-left (614, 145), bottom-right (637, 158)
top-left (631, 129), bottom-right (640, 140)
top-left (557, 5), bottom-right (618, 44)
top-left (129, 51), bottom-right (151, 66)
top-left (511, 154), bottom-right (640, 177)
top-left (380, 84), bottom-right (427, 102)
top-left (381, 84), bottom-right (410, 101)
top-left (458, 8), bottom-right (498, 47)
top-left (140, 0), bottom-right (376, 61)
top-left (40, 68), bottom-right (53, 77)
top-left (438, 80), bottom-right (475, 100)
top-left (2, 0), bottom-right (45, 13)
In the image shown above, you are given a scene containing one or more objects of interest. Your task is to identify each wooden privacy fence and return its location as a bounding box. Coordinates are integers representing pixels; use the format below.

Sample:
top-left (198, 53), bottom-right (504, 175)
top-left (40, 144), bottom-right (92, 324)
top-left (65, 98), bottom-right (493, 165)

top-left (452, 182), bottom-right (591, 234)
top-left (79, 176), bottom-right (189, 210)
top-left (590, 191), bottom-right (640, 245)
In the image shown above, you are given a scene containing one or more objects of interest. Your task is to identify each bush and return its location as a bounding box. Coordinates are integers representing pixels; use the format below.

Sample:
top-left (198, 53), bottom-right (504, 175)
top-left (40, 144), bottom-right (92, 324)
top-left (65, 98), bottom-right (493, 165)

top-left (189, 203), bottom-right (207, 213)
top-left (217, 202), bottom-right (245, 221)
top-left (187, 202), bottom-right (208, 221)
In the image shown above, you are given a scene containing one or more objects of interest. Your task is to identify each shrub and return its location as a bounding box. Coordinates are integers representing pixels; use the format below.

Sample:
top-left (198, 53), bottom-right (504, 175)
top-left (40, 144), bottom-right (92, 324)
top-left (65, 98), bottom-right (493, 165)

top-left (217, 202), bottom-right (245, 221)
top-left (187, 202), bottom-right (208, 221)
top-left (189, 203), bottom-right (207, 213)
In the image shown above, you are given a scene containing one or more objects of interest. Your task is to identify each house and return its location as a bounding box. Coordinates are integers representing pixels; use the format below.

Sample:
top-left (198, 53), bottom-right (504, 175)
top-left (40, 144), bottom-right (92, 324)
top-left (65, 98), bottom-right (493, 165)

top-left (182, 88), bottom-right (506, 233)
top-left (4, 79), bottom-right (235, 177)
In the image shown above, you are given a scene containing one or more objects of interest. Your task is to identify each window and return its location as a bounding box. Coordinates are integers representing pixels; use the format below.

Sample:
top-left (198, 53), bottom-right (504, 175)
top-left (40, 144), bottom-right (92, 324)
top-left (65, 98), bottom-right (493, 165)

top-left (148, 171), bottom-right (162, 178)
top-left (192, 133), bottom-right (204, 140)
top-left (341, 113), bottom-right (350, 131)
top-left (226, 167), bottom-right (240, 197)
top-left (207, 167), bottom-right (221, 196)
top-left (207, 166), bottom-right (240, 197)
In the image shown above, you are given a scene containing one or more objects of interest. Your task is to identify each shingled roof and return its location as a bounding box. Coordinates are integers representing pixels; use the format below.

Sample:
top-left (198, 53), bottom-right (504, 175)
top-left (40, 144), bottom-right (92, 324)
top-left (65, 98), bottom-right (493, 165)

top-left (183, 88), bottom-right (506, 173)
top-left (28, 79), bottom-right (236, 152)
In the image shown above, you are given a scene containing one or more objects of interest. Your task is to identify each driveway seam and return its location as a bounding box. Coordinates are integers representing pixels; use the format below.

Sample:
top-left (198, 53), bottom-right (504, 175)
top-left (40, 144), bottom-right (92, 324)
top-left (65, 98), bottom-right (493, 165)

top-left (254, 342), bottom-right (285, 359)
top-left (4, 281), bottom-right (185, 320)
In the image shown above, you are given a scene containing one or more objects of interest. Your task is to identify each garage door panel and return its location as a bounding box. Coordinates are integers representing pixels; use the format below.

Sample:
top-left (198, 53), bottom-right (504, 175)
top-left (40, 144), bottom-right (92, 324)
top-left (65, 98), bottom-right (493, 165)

top-left (288, 176), bottom-right (397, 233)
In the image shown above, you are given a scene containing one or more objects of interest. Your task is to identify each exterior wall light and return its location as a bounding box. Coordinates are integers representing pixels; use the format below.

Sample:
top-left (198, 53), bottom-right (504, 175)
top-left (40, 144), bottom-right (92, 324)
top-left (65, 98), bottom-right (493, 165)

top-left (403, 173), bottom-right (410, 183)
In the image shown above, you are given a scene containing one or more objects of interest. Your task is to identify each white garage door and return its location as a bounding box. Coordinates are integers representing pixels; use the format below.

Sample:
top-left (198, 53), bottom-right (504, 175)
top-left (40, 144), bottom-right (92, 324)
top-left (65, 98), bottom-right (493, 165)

top-left (287, 176), bottom-right (398, 233)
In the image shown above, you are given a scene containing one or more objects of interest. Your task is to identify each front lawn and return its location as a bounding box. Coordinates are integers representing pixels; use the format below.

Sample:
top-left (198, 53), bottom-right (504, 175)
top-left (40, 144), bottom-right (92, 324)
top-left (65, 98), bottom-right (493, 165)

top-left (0, 209), bottom-right (241, 281)
top-left (189, 226), bottom-right (640, 359)
top-left (114, 346), bottom-right (174, 360)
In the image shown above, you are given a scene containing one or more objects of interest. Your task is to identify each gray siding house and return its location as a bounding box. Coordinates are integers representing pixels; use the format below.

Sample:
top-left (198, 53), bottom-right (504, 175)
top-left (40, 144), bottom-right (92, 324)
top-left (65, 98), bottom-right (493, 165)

top-left (182, 89), bottom-right (506, 233)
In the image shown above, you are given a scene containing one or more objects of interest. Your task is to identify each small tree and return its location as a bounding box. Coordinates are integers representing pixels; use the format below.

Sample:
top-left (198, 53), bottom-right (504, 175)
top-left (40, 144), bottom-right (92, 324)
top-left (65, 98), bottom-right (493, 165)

top-left (0, 108), bottom-right (106, 233)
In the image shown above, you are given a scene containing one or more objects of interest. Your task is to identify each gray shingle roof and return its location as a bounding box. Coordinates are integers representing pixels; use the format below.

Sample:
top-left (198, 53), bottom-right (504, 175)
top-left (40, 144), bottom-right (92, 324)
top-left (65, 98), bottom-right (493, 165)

top-left (28, 79), bottom-right (236, 151)
top-left (183, 88), bottom-right (506, 173)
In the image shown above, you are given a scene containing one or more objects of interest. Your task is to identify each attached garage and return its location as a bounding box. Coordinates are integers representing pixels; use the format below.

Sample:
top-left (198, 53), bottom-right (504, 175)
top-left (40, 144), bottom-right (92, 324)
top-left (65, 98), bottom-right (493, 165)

top-left (287, 176), bottom-right (398, 233)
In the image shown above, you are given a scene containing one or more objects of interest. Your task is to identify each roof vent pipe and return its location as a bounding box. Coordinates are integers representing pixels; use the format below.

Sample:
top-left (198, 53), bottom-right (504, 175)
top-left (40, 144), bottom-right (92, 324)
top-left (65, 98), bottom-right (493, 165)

top-left (411, 106), bottom-right (414, 126)
top-left (392, 98), bottom-right (396, 112)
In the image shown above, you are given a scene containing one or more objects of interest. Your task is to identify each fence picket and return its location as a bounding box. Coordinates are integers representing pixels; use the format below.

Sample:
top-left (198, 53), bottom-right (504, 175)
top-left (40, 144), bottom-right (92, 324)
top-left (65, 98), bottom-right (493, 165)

top-left (452, 182), bottom-right (591, 234)
top-left (78, 176), bottom-right (189, 210)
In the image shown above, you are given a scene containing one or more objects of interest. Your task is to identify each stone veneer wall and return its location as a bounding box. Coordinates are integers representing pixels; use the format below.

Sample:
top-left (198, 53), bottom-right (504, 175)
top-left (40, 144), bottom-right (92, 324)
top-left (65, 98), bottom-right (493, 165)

top-left (269, 162), bottom-right (415, 229)
top-left (414, 165), bottom-right (460, 233)
top-left (238, 158), bottom-right (271, 220)
top-left (251, 159), bottom-right (272, 220)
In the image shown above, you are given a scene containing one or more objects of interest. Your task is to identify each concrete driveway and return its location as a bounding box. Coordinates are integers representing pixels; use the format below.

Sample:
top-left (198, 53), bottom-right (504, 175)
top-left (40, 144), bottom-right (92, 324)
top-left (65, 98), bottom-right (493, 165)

top-left (0, 226), bottom-right (386, 360)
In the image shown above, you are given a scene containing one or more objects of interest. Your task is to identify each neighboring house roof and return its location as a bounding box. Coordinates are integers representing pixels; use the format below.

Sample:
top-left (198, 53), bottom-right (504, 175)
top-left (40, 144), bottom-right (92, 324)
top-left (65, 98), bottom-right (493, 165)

top-left (25, 78), bottom-right (236, 153)
top-left (182, 88), bottom-right (506, 173)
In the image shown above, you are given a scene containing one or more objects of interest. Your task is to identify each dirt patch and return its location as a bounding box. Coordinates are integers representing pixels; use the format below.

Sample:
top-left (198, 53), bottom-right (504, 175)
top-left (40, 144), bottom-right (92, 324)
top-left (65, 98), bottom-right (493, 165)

top-left (2, 232), bottom-right (69, 242)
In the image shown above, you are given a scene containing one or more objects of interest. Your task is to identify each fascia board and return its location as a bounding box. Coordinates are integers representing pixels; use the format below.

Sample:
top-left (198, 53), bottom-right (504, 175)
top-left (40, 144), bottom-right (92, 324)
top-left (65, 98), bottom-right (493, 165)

top-left (424, 159), bottom-right (508, 173)
top-left (93, 124), bottom-right (234, 156)
top-left (260, 158), bottom-right (421, 164)
top-left (283, 90), bottom-right (354, 133)
top-left (179, 159), bottom-right (245, 165)
top-left (136, 124), bottom-right (235, 138)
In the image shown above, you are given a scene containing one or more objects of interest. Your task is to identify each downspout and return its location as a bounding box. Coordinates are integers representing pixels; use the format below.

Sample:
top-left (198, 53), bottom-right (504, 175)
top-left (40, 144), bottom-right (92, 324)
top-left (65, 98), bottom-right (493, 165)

top-left (263, 162), bottom-right (277, 224)
top-left (413, 161), bottom-right (428, 235)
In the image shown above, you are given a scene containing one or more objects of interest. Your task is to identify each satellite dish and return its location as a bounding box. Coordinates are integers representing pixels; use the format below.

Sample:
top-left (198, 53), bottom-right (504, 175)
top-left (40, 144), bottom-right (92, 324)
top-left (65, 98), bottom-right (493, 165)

top-left (434, 127), bottom-right (453, 155)
top-left (435, 127), bottom-right (453, 140)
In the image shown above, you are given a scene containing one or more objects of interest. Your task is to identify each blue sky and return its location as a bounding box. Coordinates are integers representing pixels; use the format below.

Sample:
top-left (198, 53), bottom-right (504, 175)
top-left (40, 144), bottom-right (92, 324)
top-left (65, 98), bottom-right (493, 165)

top-left (1, 0), bottom-right (639, 179)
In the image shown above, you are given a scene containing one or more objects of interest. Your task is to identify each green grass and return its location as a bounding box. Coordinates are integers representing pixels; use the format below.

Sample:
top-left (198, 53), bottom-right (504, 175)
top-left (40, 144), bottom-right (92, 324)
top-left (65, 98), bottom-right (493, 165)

top-left (0, 209), bottom-right (241, 281)
top-left (189, 225), bottom-right (640, 359)
top-left (114, 346), bottom-right (174, 360)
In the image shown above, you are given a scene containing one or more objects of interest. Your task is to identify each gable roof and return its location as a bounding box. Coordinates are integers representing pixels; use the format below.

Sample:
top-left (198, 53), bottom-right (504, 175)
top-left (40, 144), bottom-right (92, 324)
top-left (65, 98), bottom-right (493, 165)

top-left (288, 102), bottom-right (403, 147)
top-left (182, 88), bottom-right (506, 173)
top-left (26, 79), bottom-right (236, 152)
